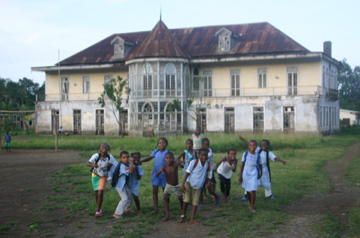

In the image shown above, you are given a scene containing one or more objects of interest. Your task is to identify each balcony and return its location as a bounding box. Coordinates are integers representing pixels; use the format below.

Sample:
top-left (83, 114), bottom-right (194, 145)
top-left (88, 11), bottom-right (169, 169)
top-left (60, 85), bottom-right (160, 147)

top-left (189, 86), bottom-right (322, 98)
top-left (44, 92), bottom-right (103, 102)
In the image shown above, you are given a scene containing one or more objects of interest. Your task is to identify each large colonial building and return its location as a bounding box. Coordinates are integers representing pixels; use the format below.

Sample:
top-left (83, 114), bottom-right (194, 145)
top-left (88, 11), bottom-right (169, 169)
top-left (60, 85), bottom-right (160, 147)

top-left (32, 20), bottom-right (339, 135)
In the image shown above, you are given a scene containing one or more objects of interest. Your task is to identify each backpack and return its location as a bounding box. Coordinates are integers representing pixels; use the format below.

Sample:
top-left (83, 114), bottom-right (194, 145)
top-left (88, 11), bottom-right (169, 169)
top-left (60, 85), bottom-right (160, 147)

top-left (111, 162), bottom-right (124, 187)
top-left (259, 149), bottom-right (271, 182)
top-left (90, 153), bottom-right (110, 173)
top-left (244, 151), bottom-right (262, 179)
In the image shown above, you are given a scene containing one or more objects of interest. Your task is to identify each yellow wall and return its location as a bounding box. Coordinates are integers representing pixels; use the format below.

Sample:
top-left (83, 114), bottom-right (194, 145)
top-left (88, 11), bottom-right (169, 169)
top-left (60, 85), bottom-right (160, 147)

top-left (200, 62), bottom-right (321, 96)
top-left (45, 71), bottom-right (128, 101)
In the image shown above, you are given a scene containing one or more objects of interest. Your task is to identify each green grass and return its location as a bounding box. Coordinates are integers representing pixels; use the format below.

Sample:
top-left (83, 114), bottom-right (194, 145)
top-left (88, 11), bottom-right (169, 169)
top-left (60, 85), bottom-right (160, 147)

top-left (28, 129), bottom-right (360, 237)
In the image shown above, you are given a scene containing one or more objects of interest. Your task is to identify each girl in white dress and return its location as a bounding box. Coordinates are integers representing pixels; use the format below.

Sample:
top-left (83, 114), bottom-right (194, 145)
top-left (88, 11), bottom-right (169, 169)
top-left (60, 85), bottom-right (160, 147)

top-left (239, 140), bottom-right (261, 212)
top-left (258, 139), bottom-right (286, 199)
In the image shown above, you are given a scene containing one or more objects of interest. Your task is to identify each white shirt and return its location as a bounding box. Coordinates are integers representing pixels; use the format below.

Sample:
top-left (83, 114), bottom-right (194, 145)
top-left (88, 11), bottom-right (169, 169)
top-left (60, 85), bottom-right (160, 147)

top-left (88, 153), bottom-right (117, 177)
top-left (258, 150), bottom-right (276, 165)
top-left (192, 134), bottom-right (203, 150)
top-left (217, 160), bottom-right (235, 179)
top-left (186, 159), bottom-right (210, 189)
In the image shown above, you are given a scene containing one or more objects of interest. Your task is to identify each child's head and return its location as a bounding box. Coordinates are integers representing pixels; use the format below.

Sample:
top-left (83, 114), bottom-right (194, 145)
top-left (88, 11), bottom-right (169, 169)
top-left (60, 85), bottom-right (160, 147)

top-left (260, 139), bottom-right (270, 150)
top-left (131, 152), bottom-right (141, 165)
top-left (185, 139), bottom-right (193, 150)
top-left (157, 137), bottom-right (168, 151)
top-left (227, 148), bottom-right (237, 160)
top-left (119, 151), bottom-right (130, 164)
top-left (201, 137), bottom-right (210, 149)
top-left (99, 143), bottom-right (109, 157)
top-left (165, 151), bottom-right (175, 165)
top-left (198, 148), bottom-right (208, 162)
top-left (194, 129), bottom-right (200, 136)
top-left (248, 140), bottom-right (257, 153)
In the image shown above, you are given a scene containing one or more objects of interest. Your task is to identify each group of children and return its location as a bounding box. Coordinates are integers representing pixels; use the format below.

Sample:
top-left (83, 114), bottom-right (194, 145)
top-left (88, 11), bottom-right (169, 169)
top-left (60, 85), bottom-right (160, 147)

top-left (87, 131), bottom-right (286, 223)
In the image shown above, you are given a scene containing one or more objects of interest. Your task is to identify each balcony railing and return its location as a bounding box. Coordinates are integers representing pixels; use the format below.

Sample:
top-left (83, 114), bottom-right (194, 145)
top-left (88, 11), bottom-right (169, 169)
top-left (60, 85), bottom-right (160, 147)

top-left (44, 92), bottom-right (103, 102)
top-left (190, 86), bottom-right (322, 98)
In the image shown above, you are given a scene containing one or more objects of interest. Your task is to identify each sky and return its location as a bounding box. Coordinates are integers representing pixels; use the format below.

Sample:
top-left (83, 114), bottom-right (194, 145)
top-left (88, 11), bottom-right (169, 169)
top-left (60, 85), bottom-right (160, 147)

top-left (0, 0), bottom-right (359, 84)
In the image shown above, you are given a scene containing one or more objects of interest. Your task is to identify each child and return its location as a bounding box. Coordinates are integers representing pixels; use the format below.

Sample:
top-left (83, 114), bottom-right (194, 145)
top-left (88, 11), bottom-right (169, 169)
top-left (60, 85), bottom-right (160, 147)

top-left (5, 132), bottom-right (11, 152)
top-left (216, 148), bottom-right (237, 202)
top-left (157, 152), bottom-right (183, 221)
top-left (128, 152), bottom-right (144, 213)
top-left (239, 140), bottom-right (261, 213)
top-left (112, 151), bottom-right (133, 219)
top-left (202, 137), bottom-right (220, 205)
top-left (141, 137), bottom-right (168, 212)
top-left (88, 143), bottom-right (116, 217)
top-left (258, 139), bottom-right (286, 199)
top-left (177, 139), bottom-right (195, 176)
top-left (181, 148), bottom-right (211, 224)
top-left (192, 129), bottom-right (203, 153)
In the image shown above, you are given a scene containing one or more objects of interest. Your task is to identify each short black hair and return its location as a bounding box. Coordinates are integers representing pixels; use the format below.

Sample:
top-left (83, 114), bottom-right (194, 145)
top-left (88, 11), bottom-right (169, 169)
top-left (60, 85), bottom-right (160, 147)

top-left (198, 148), bottom-right (209, 156)
top-left (166, 151), bottom-right (174, 158)
top-left (202, 137), bottom-right (210, 144)
top-left (131, 152), bottom-right (141, 158)
top-left (227, 148), bottom-right (237, 154)
top-left (186, 138), bottom-right (193, 144)
top-left (158, 137), bottom-right (168, 146)
top-left (261, 139), bottom-right (271, 146)
top-left (249, 140), bottom-right (257, 145)
top-left (119, 150), bottom-right (129, 157)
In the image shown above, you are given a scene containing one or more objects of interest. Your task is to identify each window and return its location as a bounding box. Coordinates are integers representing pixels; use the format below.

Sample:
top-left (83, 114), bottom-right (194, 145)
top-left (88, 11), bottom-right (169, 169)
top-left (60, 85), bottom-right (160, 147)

top-left (253, 107), bottom-right (264, 132)
top-left (192, 68), bottom-right (200, 91)
top-left (73, 110), bottom-right (81, 134)
top-left (61, 76), bottom-right (69, 101)
top-left (95, 109), bottom-right (104, 135)
top-left (258, 68), bottom-right (267, 88)
top-left (283, 106), bottom-right (295, 132)
top-left (217, 28), bottom-right (232, 52)
top-left (143, 63), bottom-right (153, 93)
top-left (230, 70), bottom-right (240, 96)
top-left (164, 63), bottom-right (176, 96)
top-left (111, 36), bottom-right (125, 59)
top-left (104, 74), bottom-right (113, 85)
top-left (224, 108), bottom-right (235, 133)
top-left (203, 70), bottom-right (212, 97)
top-left (287, 67), bottom-right (298, 96)
top-left (82, 76), bottom-right (90, 94)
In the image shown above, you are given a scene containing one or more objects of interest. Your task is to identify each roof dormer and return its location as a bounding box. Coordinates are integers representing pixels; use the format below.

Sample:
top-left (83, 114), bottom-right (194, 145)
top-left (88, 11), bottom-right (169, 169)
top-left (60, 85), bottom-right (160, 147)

top-left (111, 36), bottom-right (125, 60)
top-left (216, 27), bottom-right (232, 53)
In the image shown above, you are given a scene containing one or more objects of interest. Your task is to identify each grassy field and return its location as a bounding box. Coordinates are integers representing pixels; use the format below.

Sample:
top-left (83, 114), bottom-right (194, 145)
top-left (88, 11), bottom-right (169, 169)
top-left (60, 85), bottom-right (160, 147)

top-left (8, 128), bottom-right (360, 237)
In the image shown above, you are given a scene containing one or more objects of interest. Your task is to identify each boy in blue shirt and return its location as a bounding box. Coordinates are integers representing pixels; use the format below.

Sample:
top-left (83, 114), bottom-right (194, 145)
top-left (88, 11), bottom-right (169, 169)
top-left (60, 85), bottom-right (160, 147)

top-left (128, 152), bottom-right (144, 213)
top-left (181, 148), bottom-right (211, 224)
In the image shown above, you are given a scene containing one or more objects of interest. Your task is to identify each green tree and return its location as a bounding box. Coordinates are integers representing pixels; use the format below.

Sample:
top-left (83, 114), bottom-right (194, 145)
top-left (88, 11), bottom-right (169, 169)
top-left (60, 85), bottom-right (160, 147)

top-left (338, 60), bottom-right (360, 111)
top-left (98, 76), bottom-right (129, 135)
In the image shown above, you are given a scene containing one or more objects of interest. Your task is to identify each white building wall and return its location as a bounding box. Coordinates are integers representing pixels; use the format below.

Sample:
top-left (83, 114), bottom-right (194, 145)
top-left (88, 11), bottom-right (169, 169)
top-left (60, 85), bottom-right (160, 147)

top-left (207, 108), bottom-right (225, 131)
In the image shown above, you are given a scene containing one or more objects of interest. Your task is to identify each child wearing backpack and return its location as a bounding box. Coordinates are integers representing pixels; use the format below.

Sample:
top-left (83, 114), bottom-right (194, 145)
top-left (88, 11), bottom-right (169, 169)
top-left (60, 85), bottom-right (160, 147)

top-left (141, 137), bottom-right (169, 212)
top-left (177, 139), bottom-right (195, 176)
top-left (157, 151), bottom-right (183, 221)
top-left (88, 143), bottom-right (116, 217)
top-left (181, 148), bottom-right (211, 224)
top-left (202, 138), bottom-right (220, 205)
top-left (258, 139), bottom-right (286, 199)
top-left (112, 151), bottom-right (133, 219)
top-left (239, 140), bottom-right (261, 213)
top-left (128, 152), bottom-right (144, 213)
top-left (216, 148), bottom-right (237, 202)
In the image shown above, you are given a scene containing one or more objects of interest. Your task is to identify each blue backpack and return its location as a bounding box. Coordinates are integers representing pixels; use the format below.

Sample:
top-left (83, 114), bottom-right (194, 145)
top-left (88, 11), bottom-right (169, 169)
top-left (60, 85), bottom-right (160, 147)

top-left (244, 151), bottom-right (262, 179)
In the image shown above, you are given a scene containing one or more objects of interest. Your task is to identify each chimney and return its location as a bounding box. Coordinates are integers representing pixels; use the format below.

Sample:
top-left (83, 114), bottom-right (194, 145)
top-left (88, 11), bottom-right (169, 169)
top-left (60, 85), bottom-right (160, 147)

top-left (323, 41), bottom-right (332, 57)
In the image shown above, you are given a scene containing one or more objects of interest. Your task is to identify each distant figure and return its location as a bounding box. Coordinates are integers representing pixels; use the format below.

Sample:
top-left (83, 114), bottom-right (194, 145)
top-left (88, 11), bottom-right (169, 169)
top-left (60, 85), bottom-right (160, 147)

top-left (5, 132), bottom-right (11, 152)
top-left (58, 126), bottom-right (64, 135)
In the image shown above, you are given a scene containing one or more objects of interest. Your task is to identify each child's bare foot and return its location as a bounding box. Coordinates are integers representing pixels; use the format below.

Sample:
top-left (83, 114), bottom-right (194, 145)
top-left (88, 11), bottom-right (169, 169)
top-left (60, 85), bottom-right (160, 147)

top-left (178, 215), bottom-right (186, 223)
top-left (112, 214), bottom-right (122, 219)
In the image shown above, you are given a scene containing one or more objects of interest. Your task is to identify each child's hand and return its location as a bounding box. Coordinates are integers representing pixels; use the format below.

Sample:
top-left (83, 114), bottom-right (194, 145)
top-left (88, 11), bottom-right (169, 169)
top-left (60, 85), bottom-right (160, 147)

top-left (182, 183), bottom-right (186, 192)
top-left (94, 164), bottom-right (99, 168)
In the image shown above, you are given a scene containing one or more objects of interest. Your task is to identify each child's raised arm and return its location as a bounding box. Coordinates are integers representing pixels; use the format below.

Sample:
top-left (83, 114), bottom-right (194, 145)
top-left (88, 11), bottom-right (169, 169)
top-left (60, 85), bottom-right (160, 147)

top-left (275, 157), bottom-right (287, 165)
top-left (140, 155), bottom-right (154, 164)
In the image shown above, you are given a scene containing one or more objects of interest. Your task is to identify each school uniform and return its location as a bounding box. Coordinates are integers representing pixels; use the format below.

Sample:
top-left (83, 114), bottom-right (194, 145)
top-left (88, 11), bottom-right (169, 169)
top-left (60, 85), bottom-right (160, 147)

top-left (241, 151), bottom-right (260, 192)
top-left (207, 148), bottom-right (216, 184)
top-left (114, 163), bottom-right (132, 216)
top-left (182, 149), bottom-right (195, 176)
top-left (259, 150), bottom-right (277, 197)
top-left (217, 159), bottom-right (236, 197)
top-left (150, 149), bottom-right (168, 188)
top-left (4, 134), bottom-right (11, 149)
top-left (184, 159), bottom-right (210, 206)
top-left (88, 153), bottom-right (116, 191)
top-left (128, 165), bottom-right (144, 197)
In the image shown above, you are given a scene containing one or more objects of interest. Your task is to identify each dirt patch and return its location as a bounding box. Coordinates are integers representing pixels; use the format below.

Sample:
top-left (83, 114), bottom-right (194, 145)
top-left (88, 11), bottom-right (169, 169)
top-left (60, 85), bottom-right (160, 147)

top-left (0, 150), bottom-right (82, 237)
top-left (268, 143), bottom-right (360, 237)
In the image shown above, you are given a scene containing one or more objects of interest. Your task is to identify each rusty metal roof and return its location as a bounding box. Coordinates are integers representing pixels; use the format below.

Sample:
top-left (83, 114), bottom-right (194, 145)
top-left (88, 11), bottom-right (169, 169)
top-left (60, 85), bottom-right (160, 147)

top-left (58, 21), bottom-right (309, 66)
